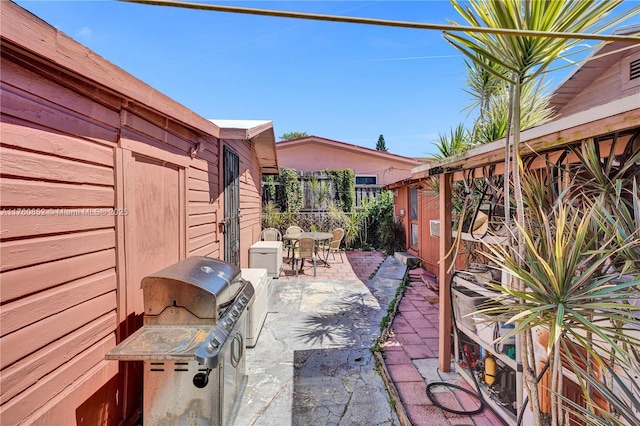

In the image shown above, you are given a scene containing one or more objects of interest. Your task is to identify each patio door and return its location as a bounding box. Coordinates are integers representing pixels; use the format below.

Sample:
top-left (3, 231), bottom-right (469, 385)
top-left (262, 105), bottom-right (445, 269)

top-left (223, 146), bottom-right (240, 266)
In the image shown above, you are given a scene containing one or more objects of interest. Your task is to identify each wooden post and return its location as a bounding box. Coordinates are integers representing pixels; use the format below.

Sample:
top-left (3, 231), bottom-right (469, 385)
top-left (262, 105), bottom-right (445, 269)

top-left (438, 172), bottom-right (453, 372)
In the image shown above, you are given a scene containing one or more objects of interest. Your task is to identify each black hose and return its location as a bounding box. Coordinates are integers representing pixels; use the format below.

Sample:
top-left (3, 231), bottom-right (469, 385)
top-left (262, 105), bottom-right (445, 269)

top-left (425, 381), bottom-right (484, 415)
top-left (440, 269), bottom-right (553, 426)
top-left (425, 272), bottom-right (511, 425)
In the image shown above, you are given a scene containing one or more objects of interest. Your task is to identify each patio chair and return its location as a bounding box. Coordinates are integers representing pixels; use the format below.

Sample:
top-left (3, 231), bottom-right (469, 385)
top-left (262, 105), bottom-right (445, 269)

top-left (323, 228), bottom-right (345, 263)
top-left (260, 228), bottom-right (282, 241)
top-left (284, 225), bottom-right (304, 258)
top-left (292, 236), bottom-right (316, 277)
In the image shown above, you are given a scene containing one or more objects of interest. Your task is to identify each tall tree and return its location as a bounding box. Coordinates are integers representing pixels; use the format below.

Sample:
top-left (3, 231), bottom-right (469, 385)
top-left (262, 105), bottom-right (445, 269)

top-left (279, 131), bottom-right (308, 141)
top-left (376, 134), bottom-right (388, 152)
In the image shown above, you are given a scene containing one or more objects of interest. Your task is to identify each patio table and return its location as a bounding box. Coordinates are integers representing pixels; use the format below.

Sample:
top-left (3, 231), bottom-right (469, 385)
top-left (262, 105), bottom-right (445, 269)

top-left (283, 232), bottom-right (333, 268)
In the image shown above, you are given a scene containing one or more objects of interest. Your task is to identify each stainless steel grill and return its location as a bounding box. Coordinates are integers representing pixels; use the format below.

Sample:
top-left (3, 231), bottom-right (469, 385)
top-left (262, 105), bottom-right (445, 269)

top-left (106, 256), bottom-right (254, 426)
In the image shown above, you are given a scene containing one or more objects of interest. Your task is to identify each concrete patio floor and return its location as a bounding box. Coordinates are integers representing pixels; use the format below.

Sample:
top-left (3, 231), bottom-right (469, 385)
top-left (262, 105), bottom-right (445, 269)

top-left (235, 250), bottom-right (504, 426)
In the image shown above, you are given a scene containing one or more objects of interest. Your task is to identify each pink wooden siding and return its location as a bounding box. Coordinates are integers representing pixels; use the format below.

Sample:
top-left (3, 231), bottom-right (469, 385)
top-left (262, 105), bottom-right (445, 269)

top-left (1, 3), bottom-right (274, 424)
top-left (1, 50), bottom-right (120, 424)
top-left (556, 50), bottom-right (640, 117)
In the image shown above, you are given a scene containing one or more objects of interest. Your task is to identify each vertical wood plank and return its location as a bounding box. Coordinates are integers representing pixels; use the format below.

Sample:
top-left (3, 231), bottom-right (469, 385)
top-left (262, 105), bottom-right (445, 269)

top-left (438, 172), bottom-right (453, 372)
top-left (114, 146), bottom-right (127, 338)
top-left (179, 166), bottom-right (186, 259)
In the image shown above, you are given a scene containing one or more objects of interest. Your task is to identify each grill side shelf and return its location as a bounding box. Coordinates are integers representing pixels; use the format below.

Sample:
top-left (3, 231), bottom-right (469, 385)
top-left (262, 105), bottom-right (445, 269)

top-left (105, 325), bottom-right (214, 361)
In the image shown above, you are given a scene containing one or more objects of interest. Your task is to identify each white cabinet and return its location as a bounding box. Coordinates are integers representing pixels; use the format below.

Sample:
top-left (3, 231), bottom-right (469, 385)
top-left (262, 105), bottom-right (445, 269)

top-left (241, 268), bottom-right (271, 348)
top-left (249, 241), bottom-right (282, 278)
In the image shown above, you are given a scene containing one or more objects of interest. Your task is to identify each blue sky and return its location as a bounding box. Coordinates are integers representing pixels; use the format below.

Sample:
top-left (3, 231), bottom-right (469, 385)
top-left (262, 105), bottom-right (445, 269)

top-left (12, 1), bottom-right (640, 157)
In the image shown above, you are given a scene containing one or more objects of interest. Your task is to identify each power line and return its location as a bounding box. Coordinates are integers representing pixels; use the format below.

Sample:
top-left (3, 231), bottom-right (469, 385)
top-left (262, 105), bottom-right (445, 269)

top-left (120, 0), bottom-right (640, 44)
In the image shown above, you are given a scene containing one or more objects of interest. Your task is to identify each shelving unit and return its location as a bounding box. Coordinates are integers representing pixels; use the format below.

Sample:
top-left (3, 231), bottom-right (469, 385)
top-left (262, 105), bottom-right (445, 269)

top-left (452, 272), bottom-right (524, 425)
top-left (455, 363), bottom-right (519, 424)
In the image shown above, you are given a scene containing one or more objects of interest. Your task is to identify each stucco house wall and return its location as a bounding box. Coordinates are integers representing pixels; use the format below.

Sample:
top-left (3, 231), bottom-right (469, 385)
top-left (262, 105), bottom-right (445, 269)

top-left (276, 136), bottom-right (421, 186)
top-left (0, 2), bottom-right (277, 424)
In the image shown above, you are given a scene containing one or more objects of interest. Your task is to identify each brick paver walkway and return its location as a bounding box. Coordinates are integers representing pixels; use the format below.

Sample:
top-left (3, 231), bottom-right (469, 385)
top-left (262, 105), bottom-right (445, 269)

top-left (384, 269), bottom-right (504, 426)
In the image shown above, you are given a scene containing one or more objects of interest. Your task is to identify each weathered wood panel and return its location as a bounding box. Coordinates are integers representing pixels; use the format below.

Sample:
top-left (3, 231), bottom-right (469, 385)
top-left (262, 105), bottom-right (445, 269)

top-left (188, 176), bottom-right (217, 193)
top-left (189, 166), bottom-right (218, 184)
top-left (1, 147), bottom-right (113, 184)
top-left (189, 188), bottom-right (214, 203)
top-left (0, 3), bottom-right (221, 136)
top-left (0, 229), bottom-right (115, 272)
top-left (1, 335), bottom-right (115, 425)
top-left (122, 151), bottom-right (183, 317)
top-left (187, 223), bottom-right (217, 240)
top-left (1, 119), bottom-right (115, 165)
top-left (1, 269), bottom-right (116, 336)
top-left (120, 129), bottom-right (189, 167)
top-left (188, 202), bottom-right (217, 216)
top-left (188, 233), bottom-right (216, 253)
top-left (188, 212), bottom-right (216, 228)
top-left (1, 84), bottom-right (118, 145)
top-left (189, 241), bottom-right (219, 258)
top-left (27, 361), bottom-right (119, 426)
top-left (0, 178), bottom-right (114, 208)
top-left (0, 249), bottom-right (115, 303)
top-left (0, 210), bottom-right (114, 240)
top-left (1, 292), bottom-right (116, 369)
top-left (1, 55), bottom-right (120, 128)
top-left (187, 157), bottom-right (220, 261)
top-left (1, 312), bottom-right (116, 404)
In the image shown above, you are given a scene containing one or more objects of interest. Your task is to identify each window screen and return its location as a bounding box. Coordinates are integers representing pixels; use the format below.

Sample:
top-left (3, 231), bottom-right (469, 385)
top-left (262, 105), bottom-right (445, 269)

top-left (410, 187), bottom-right (418, 220)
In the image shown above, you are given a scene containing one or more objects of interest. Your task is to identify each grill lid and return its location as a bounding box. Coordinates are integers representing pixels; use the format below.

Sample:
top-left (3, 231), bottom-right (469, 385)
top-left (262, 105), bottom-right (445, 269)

top-left (142, 256), bottom-right (244, 320)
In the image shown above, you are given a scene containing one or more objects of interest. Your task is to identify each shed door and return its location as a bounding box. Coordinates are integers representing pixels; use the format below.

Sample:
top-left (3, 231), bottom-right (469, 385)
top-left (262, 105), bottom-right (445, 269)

top-left (223, 146), bottom-right (240, 266)
top-left (124, 152), bottom-right (183, 319)
top-left (120, 150), bottom-right (185, 419)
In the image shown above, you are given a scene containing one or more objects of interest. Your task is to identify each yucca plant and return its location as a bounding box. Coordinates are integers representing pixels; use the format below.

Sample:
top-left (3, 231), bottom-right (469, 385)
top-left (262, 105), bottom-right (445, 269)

top-left (480, 190), bottom-right (640, 425)
top-left (569, 136), bottom-right (640, 216)
top-left (474, 77), bottom-right (554, 145)
top-left (431, 123), bottom-right (472, 159)
top-left (445, 2), bottom-right (636, 422)
top-left (478, 151), bottom-right (640, 424)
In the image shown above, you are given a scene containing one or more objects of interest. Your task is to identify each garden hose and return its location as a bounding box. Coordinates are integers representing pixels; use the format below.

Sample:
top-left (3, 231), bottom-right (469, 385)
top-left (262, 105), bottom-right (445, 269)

top-left (424, 272), bottom-right (509, 425)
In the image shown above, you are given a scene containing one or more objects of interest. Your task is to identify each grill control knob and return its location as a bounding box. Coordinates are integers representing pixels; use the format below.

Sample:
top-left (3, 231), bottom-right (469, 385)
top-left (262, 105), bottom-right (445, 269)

top-left (231, 310), bottom-right (239, 318)
top-left (240, 296), bottom-right (249, 304)
top-left (224, 318), bottom-right (233, 327)
top-left (207, 338), bottom-right (220, 351)
top-left (193, 368), bottom-right (211, 388)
